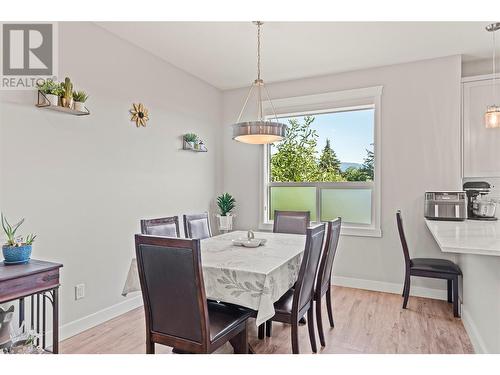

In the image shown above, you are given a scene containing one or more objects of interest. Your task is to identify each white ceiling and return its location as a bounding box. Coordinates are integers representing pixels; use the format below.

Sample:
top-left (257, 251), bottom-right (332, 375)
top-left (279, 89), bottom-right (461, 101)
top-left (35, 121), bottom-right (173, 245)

top-left (98, 22), bottom-right (494, 90)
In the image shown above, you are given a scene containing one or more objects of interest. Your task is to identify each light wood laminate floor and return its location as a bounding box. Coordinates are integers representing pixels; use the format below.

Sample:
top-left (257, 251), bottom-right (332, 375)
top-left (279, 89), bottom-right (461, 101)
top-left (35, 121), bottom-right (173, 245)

top-left (60, 286), bottom-right (474, 354)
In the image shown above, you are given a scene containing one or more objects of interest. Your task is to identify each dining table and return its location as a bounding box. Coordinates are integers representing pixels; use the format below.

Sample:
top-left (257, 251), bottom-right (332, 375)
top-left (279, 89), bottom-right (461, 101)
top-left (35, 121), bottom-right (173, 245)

top-left (122, 230), bottom-right (306, 326)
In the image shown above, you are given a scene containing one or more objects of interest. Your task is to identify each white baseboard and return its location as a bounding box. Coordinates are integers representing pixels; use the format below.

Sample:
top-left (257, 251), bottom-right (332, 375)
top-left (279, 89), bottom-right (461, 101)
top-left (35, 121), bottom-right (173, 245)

top-left (46, 295), bottom-right (143, 348)
top-left (332, 275), bottom-right (448, 300)
top-left (461, 306), bottom-right (488, 354)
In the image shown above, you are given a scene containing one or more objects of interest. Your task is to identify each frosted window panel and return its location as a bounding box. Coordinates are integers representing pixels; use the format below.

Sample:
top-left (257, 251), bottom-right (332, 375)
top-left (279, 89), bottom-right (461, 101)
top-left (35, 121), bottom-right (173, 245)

top-left (270, 187), bottom-right (317, 221)
top-left (321, 188), bottom-right (372, 224)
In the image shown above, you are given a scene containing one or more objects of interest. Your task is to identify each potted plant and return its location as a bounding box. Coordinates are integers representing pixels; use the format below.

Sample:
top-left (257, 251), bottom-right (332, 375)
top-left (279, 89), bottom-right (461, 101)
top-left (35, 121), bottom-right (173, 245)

top-left (36, 79), bottom-right (62, 106)
top-left (72, 90), bottom-right (88, 112)
top-left (60, 77), bottom-right (73, 108)
top-left (184, 133), bottom-right (198, 150)
top-left (1, 214), bottom-right (36, 265)
top-left (216, 193), bottom-right (236, 231)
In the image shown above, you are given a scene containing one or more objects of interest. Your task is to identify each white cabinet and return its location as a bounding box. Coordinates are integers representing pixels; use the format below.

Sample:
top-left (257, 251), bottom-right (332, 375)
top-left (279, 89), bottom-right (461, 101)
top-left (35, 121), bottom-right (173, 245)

top-left (462, 75), bottom-right (500, 177)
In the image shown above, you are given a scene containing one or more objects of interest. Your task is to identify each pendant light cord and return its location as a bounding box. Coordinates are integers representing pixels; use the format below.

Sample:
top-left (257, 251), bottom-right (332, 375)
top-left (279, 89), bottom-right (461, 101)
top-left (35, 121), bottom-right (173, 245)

top-left (494, 29), bottom-right (497, 102)
top-left (257, 22), bottom-right (261, 81)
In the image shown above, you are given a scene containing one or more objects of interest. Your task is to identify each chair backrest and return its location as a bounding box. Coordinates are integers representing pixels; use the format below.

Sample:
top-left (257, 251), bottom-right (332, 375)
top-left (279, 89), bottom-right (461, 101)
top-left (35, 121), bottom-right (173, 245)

top-left (293, 223), bottom-right (326, 315)
top-left (396, 210), bottom-right (411, 269)
top-left (140, 216), bottom-right (180, 237)
top-left (183, 212), bottom-right (212, 239)
top-left (135, 235), bottom-right (209, 347)
top-left (273, 210), bottom-right (311, 235)
top-left (315, 218), bottom-right (341, 297)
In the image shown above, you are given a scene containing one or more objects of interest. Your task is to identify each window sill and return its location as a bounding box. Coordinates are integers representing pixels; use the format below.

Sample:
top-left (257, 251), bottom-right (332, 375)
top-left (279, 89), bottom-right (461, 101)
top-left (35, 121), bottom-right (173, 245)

top-left (258, 222), bottom-right (382, 238)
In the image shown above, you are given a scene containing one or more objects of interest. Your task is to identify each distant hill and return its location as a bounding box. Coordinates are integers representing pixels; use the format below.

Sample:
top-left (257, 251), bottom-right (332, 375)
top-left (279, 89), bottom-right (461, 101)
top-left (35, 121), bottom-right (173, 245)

top-left (340, 162), bottom-right (362, 172)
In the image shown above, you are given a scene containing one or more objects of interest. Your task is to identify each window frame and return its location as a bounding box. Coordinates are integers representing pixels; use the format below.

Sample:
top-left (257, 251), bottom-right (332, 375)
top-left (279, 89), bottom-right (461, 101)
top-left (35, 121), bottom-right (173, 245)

top-left (259, 86), bottom-right (383, 237)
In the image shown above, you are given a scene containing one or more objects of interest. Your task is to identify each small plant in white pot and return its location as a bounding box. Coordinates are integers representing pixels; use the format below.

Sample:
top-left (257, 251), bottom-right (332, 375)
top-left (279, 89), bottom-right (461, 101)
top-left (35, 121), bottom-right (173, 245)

top-left (1, 214), bottom-right (36, 265)
top-left (216, 193), bottom-right (236, 232)
top-left (184, 133), bottom-right (198, 150)
top-left (72, 90), bottom-right (88, 112)
top-left (36, 79), bottom-right (62, 106)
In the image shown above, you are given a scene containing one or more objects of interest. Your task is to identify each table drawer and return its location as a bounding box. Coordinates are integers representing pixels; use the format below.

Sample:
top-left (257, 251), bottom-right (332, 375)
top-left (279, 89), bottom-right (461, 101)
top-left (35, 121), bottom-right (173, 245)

top-left (0, 269), bottom-right (59, 303)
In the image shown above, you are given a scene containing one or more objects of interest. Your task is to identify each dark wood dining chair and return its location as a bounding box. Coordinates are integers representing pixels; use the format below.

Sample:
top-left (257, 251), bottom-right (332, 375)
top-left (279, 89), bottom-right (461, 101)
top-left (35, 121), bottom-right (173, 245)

top-left (396, 210), bottom-right (462, 317)
top-left (140, 216), bottom-right (180, 237)
top-left (135, 234), bottom-right (251, 354)
top-left (273, 210), bottom-right (311, 235)
top-left (263, 224), bottom-right (326, 354)
top-left (315, 217), bottom-right (341, 347)
top-left (183, 212), bottom-right (212, 240)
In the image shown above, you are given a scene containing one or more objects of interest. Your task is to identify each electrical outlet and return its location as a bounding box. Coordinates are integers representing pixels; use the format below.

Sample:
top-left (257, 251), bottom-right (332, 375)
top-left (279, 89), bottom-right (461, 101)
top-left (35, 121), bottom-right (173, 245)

top-left (75, 283), bottom-right (85, 300)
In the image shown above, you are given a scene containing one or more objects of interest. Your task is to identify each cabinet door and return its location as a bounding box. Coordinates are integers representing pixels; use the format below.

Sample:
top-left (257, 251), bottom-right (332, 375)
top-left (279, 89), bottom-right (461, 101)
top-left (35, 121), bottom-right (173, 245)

top-left (463, 78), bottom-right (500, 177)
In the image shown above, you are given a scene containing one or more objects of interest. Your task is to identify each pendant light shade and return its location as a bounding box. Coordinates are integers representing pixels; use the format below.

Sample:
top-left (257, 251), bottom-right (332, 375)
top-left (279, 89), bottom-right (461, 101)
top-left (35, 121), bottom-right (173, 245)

top-left (485, 23), bottom-right (500, 129)
top-left (485, 105), bottom-right (500, 128)
top-left (231, 22), bottom-right (287, 144)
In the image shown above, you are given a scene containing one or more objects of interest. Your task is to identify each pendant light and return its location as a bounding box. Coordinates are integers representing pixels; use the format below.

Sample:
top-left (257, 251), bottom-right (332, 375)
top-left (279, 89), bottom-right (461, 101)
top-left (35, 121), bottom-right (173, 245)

top-left (232, 22), bottom-right (287, 144)
top-left (485, 23), bottom-right (500, 129)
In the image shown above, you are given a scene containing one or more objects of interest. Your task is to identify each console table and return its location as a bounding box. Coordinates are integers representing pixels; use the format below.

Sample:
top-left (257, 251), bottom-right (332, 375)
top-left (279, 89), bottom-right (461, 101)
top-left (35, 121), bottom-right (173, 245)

top-left (0, 259), bottom-right (63, 353)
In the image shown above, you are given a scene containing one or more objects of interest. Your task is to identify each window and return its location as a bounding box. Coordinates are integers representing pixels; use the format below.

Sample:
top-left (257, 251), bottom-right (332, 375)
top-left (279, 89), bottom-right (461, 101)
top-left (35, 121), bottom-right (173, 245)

top-left (261, 86), bottom-right (382, 237)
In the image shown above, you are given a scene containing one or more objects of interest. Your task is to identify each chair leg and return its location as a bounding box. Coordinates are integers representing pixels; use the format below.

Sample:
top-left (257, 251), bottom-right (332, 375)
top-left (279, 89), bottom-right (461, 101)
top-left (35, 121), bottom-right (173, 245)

top-left (326, 286), bottom-right (334, 328)
top-left (447, 279), bottom-right (452, 303)
top-left (291, 320), bottom-right (299, 354)
top-left (146, 334), bottom-right (155, 354)
top-left (299, 317), bottom-right (307, 325)
top-left (258, 323), bottom-right (265, 339)
top-left (402, 274), bottom-right (410, 309)
top-left (402, 276), bottom-right (408, 296)
top-left (229, 324), bottom-right (248, 354)
top-left (307, 308), bottom-right (317, 353)
top-left (453, 276), bottom-right (460, 318)
top-left (265, 320), bottom-right (272, 337)
top-left (316, 297), bottom-right (326, 347)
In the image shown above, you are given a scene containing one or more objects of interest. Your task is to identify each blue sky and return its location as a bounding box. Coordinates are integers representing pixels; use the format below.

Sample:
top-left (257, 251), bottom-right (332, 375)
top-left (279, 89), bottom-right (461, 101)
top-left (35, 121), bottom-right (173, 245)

top-left (272, 109), bottom-right (374, 164)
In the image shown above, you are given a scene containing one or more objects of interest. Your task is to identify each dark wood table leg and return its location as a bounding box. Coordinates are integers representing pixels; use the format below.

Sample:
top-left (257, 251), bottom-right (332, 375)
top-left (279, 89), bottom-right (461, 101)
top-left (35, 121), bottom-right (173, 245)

top-left (52, 288), bottom-right (59, 354)
top-left (19, 297), bottom-right (25, 330)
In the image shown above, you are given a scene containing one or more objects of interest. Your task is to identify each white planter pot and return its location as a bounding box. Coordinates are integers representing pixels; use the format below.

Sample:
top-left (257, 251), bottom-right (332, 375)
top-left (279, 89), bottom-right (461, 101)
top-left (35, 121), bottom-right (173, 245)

top-left (73, 101), bottom-right (86, 112)
top-left (46, 94), bottom-right (59, 106)
top-left (217, 214), bottom-right (234, 231)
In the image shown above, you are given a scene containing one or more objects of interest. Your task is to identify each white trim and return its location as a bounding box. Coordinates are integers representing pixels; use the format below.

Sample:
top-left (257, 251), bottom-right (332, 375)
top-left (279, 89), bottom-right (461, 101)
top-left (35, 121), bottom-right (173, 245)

top-left (461, 306), bottom-right (488, 354)
top-left (461, 73), bottom-right (500, 84)
top-left (260, 86), bottom-right (383, 237)
top-left (331, 275), bottom-right (447, 301)
top-left (44, 295), bottom-right (143, 348)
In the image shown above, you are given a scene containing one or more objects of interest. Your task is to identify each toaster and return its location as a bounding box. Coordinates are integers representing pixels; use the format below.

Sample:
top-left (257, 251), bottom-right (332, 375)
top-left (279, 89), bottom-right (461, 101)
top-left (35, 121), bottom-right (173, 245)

top-left (424, 191), bottom-right (467, 221)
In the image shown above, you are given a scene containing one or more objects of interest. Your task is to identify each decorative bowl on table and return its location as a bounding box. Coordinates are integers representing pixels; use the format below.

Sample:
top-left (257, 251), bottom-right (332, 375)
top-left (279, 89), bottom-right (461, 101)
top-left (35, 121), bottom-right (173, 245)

top-left (2, 244), bottom-right (32, 265)
top-left (232, 238), bottom-right (267, 248)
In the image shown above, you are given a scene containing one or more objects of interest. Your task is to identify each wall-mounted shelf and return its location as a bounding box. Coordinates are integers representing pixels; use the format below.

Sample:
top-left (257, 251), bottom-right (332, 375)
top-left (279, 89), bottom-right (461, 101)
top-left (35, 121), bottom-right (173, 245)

top-left (35, 91), bottom-right (90, 116)
top-left (182, 140), bottom-right (207, 152)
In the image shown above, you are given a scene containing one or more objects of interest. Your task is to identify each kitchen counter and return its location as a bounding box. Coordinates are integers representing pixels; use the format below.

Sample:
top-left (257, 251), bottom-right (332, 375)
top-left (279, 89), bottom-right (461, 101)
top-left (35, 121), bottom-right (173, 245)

top-left (425, 219), bottom-right (500, 257)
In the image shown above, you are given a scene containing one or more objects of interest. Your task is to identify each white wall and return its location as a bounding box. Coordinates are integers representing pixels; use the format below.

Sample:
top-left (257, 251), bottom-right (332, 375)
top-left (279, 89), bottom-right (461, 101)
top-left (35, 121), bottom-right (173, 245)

top-left (222, 55), bottom-right (462, 295)
top-left (0, 22), bottom-right (222, 336)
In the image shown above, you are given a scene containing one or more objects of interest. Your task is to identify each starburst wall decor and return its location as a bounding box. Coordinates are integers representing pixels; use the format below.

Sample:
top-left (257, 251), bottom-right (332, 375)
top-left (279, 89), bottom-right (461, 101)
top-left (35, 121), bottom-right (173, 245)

top-left (130, 103), bottom-right (149, 127)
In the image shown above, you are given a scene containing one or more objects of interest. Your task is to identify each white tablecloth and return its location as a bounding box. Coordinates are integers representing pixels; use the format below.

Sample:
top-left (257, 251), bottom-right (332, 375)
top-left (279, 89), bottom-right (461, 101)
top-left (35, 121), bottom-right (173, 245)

top-left (122, 231), bottom-right (306, 325)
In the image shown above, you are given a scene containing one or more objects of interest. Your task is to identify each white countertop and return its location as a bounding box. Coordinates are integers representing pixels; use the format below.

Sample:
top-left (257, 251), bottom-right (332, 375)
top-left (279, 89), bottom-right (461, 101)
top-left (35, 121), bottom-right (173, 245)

top-left (425, 219), bottom-right (500, 257)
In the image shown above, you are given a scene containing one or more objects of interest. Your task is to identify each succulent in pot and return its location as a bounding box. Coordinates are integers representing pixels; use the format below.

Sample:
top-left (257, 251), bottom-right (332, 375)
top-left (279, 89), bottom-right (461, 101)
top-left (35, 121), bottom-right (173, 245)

top-left (72, 90), bottom-right (88, 112)
top-left (184, 133), bottom-right (198, 149)
top-left (36, 79), bottom-right (62, 106)
top-left (60, 77), bottom-right (73, 108)
top-left (1, 214), bottom-right (36, 265)
top-left (216, 193), bottom-right (236, 231)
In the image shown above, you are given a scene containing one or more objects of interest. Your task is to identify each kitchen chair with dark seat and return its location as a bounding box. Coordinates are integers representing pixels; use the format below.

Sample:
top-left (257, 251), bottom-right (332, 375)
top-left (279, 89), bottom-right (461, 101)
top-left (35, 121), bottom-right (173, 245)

top-left (135, 234), bottom-right (251, 354)
top-left (140, 216), bottom-right (180, 237)
top-left (397, 210), bottom-right (462, 317)
top-left (273, 210), bottom-right (311, 235)
top-left (315, 217), bottom-right (341, 347)
top-left (183, 212), bottom-right (212, 240)
top-left (262, 223), bottom-right (326, 354)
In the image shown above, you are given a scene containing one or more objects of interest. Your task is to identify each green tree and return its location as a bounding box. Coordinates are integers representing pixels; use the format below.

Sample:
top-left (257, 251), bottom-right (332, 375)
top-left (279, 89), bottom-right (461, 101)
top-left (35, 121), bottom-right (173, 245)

top-left (318, 139), bottom-right (341, 176)
top-left (270, 116), bottom-right (321, 182)
top-left (360, 144), bottom-right (374, 180)
top-left (342, 166), bottom-right (369, 181)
